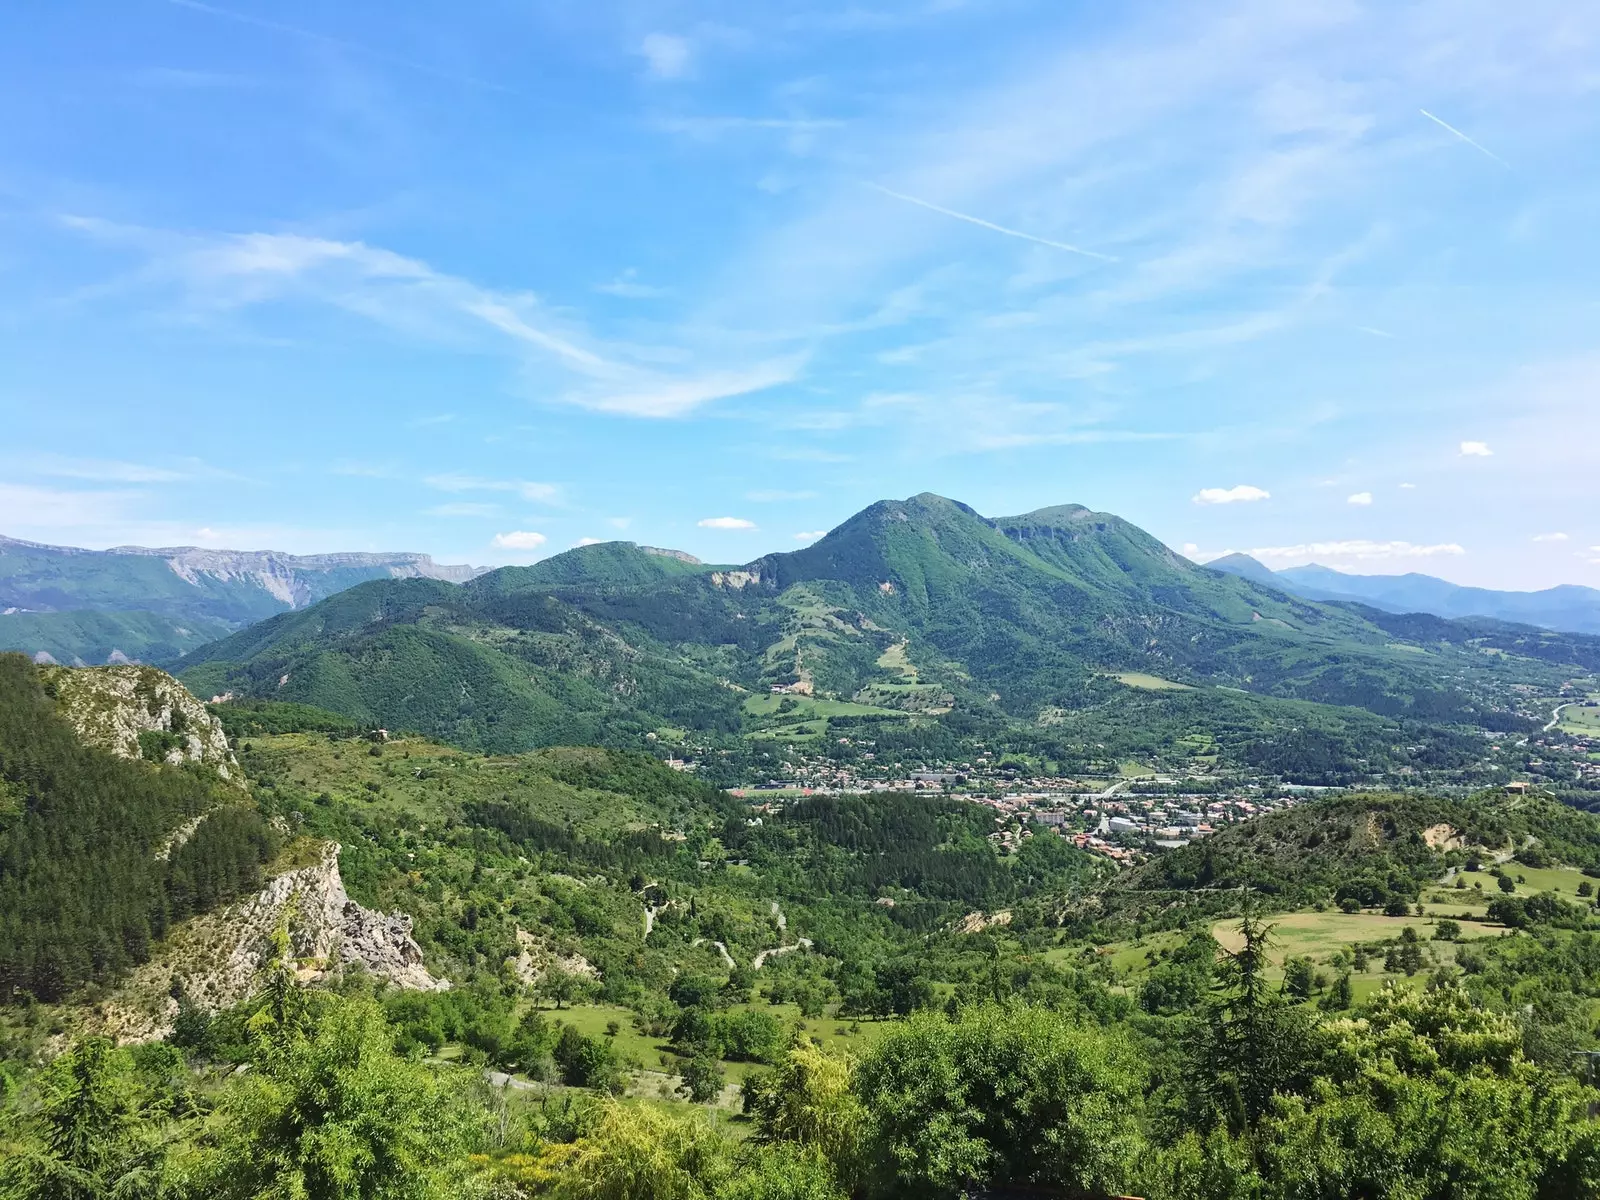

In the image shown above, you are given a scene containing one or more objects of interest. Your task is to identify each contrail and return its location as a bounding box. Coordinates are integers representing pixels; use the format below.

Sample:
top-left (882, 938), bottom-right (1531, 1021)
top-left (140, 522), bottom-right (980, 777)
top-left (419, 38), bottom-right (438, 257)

top-left (166, 0), bottom-right (517, 94)
top-left (867, 183), bottom-right (1117, 262)
top-left (1418, 109), bottom-right (1511, 169)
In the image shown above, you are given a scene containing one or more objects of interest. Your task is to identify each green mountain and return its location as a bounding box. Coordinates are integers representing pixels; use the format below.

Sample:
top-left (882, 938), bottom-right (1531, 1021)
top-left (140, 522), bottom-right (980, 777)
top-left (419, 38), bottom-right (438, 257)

top-left (174, 494), bottom-right (1591, 772)
top-left (0, 534), bottom-right (481, 666)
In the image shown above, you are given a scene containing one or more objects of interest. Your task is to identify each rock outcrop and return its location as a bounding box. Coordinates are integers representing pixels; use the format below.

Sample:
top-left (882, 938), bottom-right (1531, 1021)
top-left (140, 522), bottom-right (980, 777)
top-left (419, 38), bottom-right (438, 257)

top-left (43, 663), bottom-right (237, 779)
top-left (95, 841), bottom-right (446, 1043)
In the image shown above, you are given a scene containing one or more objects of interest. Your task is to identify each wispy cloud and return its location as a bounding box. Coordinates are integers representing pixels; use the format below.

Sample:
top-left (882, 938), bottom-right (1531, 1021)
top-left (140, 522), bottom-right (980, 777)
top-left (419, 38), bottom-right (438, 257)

top-left (424, 474), bottom-right (557, 502)
top-left (1532, 532), bottom-right (1569, 542)
top-left (166, 0), bottom-right (515, 93)
top-left (23, 456), bottom-right (198, 484)
top-left (639, 33), bottom-right (692, 80)
top-left (594, 269), bottom-right (669, 299)
top-left (574, 537), bottom-right (605, 547)
top-left (793, 530), bottom-right (826, 541)
top-left (425, 502), bottom-right (499, 518)
top-left (698, 516), bottom-right (757, 530)
top-left (1198, 539), bottom-right (1466, 564)
top-left (1347, 491), bottom-right (1373, 506)
top-left (866, 183), bottom-right (1117, 262)
top-left (60, 219), bottom-right (799, 419)
top-left (1193, 485), bottom-right (1270, 505)
top-left (1419, 108), bottom-right (1511, 169)
top-left (1459, 441), bottom-right (1493, 457)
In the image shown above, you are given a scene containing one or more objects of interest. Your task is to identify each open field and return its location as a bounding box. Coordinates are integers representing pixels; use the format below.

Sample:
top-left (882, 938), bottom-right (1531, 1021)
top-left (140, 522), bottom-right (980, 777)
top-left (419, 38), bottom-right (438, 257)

top-left (1452, 863), bottom-right (1594, 897)
top-left (742, 694), bottom-right (904, 719)
top-left (1559, 698), bottom-right (1600, 734)
top-left (1106, 671), bottom-right (1193, 691)
top-left (524, 1002), bottom-right (901, 1089)
top-left (1209, 910), bottom-right (1503, 960)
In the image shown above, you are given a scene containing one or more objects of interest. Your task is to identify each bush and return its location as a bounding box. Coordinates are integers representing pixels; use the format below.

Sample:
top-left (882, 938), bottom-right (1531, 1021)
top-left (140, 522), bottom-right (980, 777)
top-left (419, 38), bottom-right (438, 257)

top-left (854, 1004), bottom-right (1145, 1198)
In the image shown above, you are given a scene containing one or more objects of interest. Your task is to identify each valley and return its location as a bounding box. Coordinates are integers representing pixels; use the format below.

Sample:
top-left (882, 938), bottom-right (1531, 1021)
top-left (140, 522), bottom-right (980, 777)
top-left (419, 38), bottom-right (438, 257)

top-left (6, 498), bottom-right (1600, 1197)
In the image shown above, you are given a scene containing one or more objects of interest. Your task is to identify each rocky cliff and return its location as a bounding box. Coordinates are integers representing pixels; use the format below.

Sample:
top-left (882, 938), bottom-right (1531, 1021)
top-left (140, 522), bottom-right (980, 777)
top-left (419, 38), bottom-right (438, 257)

top-left (94, 841), bottom-right (447, 1043)
top-left (43, 663), bottom-right (238, 780)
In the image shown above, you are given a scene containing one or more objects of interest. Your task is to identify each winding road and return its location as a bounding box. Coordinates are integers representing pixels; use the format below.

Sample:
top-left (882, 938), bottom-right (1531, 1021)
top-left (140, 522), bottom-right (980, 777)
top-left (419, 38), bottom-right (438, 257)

top-left (1545, 702), bottom-right (1573, 733)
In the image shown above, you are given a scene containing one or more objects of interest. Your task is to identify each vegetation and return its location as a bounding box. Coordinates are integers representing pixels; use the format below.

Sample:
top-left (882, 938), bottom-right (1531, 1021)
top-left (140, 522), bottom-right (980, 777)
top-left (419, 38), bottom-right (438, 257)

top-left (0, 655), bottom-right (279, 1001)
top-left (10, 651), bottom-right (1600, 1196)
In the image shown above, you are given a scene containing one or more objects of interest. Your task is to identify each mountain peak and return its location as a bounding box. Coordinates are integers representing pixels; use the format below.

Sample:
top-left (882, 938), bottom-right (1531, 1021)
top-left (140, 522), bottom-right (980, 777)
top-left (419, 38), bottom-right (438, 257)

top-left (1204, 552), bottom-right (1281, 588)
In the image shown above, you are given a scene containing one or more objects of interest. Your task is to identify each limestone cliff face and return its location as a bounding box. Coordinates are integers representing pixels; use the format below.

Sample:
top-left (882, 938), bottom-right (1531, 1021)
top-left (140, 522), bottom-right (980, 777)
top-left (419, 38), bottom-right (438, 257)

top-left (43, 663), bottom-right (237, 780)
top-left (96, 841), bottom-right (447, 1043)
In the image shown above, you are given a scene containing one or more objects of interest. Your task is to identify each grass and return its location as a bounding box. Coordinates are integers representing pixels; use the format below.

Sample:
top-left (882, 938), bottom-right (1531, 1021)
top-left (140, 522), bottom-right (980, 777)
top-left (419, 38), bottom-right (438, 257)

top-left (1107, 671), bottom-right (1193, 691)
top-left (542, 1002), bottom-right (900, 1091)
top-left (1559, 698), bottom-right (1600, 735)
top-left (1208, 910), bottom-right (1503, 963)
top-left (1452, 863), bottom-right (1594, 898)
top-left (876, 640), bottom-right (919, 682)
top-left (742, 695), bottom-right (905, 719)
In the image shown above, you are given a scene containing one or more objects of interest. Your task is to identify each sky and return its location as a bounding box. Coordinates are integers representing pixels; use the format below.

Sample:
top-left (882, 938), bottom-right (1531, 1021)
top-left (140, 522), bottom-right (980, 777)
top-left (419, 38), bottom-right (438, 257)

top-left (1, 0), bottom-right (1598, 589)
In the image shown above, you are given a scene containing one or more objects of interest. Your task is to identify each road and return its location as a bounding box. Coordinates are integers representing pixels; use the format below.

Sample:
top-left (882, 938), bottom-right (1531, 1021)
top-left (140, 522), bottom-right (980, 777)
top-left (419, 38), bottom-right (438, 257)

top-left (1545, 702), bottom-right (1572, 733)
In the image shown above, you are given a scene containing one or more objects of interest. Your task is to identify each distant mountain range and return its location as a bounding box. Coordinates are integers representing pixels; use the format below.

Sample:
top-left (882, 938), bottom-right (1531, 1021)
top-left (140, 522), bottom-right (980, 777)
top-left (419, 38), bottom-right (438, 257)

top-left (1204, 553), bottom-right (1600, 635)
top-left (0, 534), bottom-right (481, 665)
top-left (172, 494), bottom-right (1600, 773)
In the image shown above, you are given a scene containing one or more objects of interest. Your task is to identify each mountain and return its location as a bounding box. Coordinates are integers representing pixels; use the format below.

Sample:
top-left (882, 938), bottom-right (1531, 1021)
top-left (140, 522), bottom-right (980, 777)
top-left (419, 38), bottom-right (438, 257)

top-left (0, 534), bottom-right (482, 666)
top-left (1205, 553), bottom-right (1600, 636)
top-left (169, 494), bottom-right (1597, 783)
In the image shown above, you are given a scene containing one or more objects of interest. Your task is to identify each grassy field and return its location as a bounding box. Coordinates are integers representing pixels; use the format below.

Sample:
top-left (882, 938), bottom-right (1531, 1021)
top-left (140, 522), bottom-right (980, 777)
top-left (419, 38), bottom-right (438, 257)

top-left (1107, 671), bottom-right (1193, 691)
top-left (1559, 698), bottom-right (1600, 734)
top-left (1081, 907), bottom-right (1518, 1010)
top-left (1450, 863), bottom-right (1593, 898)
top-left (742, 694), bottom-right (905, 719)
top-left (530, 1002), bottom-right (901, 1093)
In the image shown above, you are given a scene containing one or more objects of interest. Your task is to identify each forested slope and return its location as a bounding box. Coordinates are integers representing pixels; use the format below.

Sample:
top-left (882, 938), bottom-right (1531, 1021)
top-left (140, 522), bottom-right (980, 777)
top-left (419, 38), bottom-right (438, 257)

top-left (0, 655), bottom-right (279, 1001)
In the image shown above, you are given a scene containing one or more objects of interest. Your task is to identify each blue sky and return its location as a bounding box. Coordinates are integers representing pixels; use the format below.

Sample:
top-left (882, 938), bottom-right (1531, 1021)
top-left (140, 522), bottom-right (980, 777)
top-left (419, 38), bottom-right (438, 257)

top-left (2, 0), bottom-right (1598, 587)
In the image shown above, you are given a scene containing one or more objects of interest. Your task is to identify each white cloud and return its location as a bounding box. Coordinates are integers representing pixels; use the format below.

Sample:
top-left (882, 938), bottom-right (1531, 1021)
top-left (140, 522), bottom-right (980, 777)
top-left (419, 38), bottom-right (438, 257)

top-left (424, 474), bottom-right (558, 502)
top-left (61, 219), bottom-right (797, 420)
top-left (698, 516), bottom-right (757, 530)
top-left (574, 537), bottom-right (605, 547)
top-left (1198, 540), bottom-right (1466, 564)
top-left (1459, 441), bottom-right (1493, 457)
top-left (1347, 492), bottom-right (1373, 506)
top-left (594, 270), bottom-right (669, 299)
top-left (1532, 532), bottom-right (1569, 543)
top-left (1399, 483), bottom-right (1417, 489)
top-left (25, 456), bottom-right (190, 484)
top-left (639, 33), bottom-right (691, 80)
top-left (492, 530), bottom-right (546, 550)
top-left (1193, 485), bottom-right (1271, 505)
top-left (793, 530), bottom-right (827, 541)
top-left (574, 359), bottom-right (801, 419)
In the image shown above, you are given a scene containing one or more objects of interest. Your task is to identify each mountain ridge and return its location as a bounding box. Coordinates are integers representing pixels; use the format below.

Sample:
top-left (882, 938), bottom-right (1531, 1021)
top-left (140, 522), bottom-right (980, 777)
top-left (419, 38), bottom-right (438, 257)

top-left (172, 493), bottom-right (1596, 774)
top-left (0, 533), bottom-right (484, 666)
top-left (1206, 553), bottom-right (1600, 635)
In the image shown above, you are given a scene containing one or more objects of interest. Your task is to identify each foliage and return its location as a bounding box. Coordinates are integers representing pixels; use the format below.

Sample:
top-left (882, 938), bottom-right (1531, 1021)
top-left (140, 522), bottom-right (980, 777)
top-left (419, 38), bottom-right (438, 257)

top-left (0, 654), bottom-right (278, 1002)
top-left (853, 1003), bottom-right (1146, 1198)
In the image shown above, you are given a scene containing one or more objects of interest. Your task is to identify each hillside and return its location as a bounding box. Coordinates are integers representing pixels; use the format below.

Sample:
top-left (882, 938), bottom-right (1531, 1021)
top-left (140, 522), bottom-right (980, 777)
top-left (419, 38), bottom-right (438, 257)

top-left (169, 495), bottom-right (1595, 785)
top-left (1208, 553), bottom-right (1600, 636)
top-left (0, 655), bottom-right (279, 1001)
top-left (0, 534), bottom-right (481, 666)
top-left (1093, 789), bottom-right (1600, 930)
